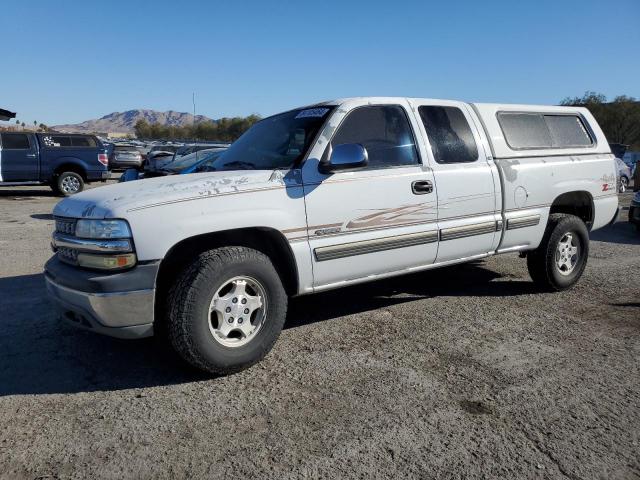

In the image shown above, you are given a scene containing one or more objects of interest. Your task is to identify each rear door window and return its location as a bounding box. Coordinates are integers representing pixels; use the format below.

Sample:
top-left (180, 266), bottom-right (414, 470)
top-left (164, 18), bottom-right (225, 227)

top-left (1, 133), bottom-right (31, 149)
top-left (418, 106), bottom-right (479, 163)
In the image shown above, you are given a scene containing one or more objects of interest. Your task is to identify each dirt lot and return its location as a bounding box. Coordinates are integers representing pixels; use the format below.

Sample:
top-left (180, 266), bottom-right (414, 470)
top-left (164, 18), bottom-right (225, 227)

top-left (0, 182), bottom-right (638, 479)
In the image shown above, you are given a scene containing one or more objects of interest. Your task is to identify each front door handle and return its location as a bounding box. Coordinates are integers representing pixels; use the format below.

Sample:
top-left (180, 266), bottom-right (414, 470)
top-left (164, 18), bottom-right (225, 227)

top-left (411, 180), bottom-right (433, 195)
top-left (26, 154), bottom-right (37, 158)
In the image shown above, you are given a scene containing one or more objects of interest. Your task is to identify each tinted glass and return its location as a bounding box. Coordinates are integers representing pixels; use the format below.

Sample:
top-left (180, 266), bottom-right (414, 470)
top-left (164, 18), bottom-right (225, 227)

top-left (211, 106), bottom-right (334, 170)
top-left (41, 135), bottom-right (72, 147)
top-left (1, 133), bottom-right (30, 149)
top-left (544, 115), bottom-right (592, 147)
top-left (419, 106), bottom-right (479, 163)
top-left (114, 145), bottom-right (138, 152)
top-left (196, 151), bottom-right (226, 172)
top-left (498, 113), bottom-right (552, 149)
top-left (165, 149), bottom-right (223, 171)
top-left (151, 145), bottom-right (178, 153)
top-left (71, 136), bottom-right (97, 147)
top-left (498, 113), bottom-right (593, 149)
top-left (331, 105), bottom-right (419, 169)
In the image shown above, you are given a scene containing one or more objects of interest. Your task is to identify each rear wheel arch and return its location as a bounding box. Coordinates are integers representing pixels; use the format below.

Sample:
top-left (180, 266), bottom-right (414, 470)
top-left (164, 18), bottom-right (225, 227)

top-left (52, 161), bottom-right (88, 181)
top-left (549, 191), bottom-right (594, 230)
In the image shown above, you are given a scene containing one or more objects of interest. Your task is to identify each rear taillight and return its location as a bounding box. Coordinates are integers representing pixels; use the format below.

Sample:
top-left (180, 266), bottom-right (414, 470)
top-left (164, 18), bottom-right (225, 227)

top-left (98, 154), bottom-right (109, 166)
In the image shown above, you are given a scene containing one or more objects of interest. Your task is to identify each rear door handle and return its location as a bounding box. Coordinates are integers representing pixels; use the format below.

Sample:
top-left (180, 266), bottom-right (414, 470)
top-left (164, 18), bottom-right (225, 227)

top-left (411, 180), bottom-right (433, 195)
top-left (26, 153), bottom-right (37, 158)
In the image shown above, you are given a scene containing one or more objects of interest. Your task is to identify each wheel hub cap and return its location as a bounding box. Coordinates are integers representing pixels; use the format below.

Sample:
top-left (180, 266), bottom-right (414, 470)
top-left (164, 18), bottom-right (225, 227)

top-left (208, 276), bottom-right (266, 347)
top-left (555, 233), bottom-right (579, 276)
top-left (61, 176), bottom-right (80, 193)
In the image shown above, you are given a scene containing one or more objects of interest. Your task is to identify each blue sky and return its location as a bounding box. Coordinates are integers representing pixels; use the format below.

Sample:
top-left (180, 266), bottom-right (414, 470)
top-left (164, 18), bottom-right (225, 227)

top-left (2, 0), bottom-right (639, 126)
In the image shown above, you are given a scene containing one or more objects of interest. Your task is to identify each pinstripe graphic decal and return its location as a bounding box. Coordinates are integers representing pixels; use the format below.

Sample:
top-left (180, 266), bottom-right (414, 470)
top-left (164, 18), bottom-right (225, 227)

top-left (439, 221), bottom-right (498, 241)
top-left (314, 230), bottom-right (439, 261)
top-left (506, 214), bottom-right (541, 230)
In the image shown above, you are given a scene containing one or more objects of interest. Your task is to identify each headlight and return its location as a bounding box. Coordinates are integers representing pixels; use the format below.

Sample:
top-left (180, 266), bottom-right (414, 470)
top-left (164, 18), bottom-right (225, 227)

top-left (75, 219), bottom-right (132, 239)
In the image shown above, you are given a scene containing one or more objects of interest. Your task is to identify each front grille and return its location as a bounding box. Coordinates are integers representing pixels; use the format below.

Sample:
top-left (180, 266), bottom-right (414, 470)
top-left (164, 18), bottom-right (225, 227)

top-left (57, 247), bottom-right (78, 265)
top-left (55, 217), bottom-right (77, 236)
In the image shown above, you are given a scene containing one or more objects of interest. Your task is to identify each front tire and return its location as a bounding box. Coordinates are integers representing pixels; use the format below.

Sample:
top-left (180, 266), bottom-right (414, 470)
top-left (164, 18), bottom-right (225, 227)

top-left (167, 247), bottom-right (288, 375)
top-left (527, 214), bottom-right (589, 291)
top-left (52, 171), bottom-right (84, 196)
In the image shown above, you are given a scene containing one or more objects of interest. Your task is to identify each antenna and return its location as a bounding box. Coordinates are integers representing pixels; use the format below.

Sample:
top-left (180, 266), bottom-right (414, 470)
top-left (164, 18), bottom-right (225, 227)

top-left (192, 92), bottom-right (196, 141)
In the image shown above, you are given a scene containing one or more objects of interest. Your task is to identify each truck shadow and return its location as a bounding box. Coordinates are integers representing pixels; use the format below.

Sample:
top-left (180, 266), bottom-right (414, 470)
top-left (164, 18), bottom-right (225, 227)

top-left (0, 273), bottom-right (207, 397)
top-left (0, 188), bottom-right (56, 197)
top-left (0, 263), bottom-right (534, 396)
top-left (30, 213), bottom-right (55, 220)
top-left (590, 218), bottom-right (639, 245)
top-left (286, 262), bottom-right (534, 330)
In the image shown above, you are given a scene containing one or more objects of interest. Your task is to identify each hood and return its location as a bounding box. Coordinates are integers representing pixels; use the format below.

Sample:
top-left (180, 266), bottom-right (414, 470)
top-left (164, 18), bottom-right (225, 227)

top-left (53, 169), bottom-right (292, 219)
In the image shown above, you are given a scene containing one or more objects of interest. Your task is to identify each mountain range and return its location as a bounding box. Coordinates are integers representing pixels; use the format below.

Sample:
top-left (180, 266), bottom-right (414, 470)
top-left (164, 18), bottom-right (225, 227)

top-left (53, 110), bottom-right (214, 134)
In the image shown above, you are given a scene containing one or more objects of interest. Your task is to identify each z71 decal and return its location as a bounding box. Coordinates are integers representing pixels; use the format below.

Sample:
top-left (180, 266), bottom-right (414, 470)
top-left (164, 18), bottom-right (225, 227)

top-left (600, 173), bottom-right (616, 192)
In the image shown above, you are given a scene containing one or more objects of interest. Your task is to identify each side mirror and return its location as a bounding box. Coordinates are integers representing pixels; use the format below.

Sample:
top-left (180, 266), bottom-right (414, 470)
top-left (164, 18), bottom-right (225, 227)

top-left (319, 143), bottom-right (368, 174)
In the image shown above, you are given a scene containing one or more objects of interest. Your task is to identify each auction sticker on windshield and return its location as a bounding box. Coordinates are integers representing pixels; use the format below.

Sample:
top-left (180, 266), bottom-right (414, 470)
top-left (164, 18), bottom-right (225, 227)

top-left (295, 108), bottom-right (330, 119)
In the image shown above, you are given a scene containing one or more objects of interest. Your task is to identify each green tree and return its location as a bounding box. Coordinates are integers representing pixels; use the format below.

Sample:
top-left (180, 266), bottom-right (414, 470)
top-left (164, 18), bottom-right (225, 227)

top-left (134, 115), bottom-right (261, 141)
top-left (134, 119), bottom-right (151, 138)
top-left (560, 92), bottom-right (640, 149)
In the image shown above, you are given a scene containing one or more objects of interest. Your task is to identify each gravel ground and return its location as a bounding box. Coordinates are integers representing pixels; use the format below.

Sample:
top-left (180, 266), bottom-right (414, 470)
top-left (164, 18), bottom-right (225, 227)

top-left (0, 182), bottom-right (638, 479)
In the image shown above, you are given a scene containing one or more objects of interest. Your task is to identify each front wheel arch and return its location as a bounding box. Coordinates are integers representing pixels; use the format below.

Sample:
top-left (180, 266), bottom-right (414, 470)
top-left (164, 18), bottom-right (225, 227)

top-left (153, 227), bottom-right (299, 332)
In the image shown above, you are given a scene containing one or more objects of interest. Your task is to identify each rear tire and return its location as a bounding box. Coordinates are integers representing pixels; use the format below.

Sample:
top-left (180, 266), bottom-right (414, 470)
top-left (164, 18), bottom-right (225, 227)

top-left (52, 171), bottom-right (84, 196)
top-left (166, 246), bottom-right (288, 375)
top-left (619, 176), bottom-right (629, 193)
top-left (527, 214), bottom-right (589, 291)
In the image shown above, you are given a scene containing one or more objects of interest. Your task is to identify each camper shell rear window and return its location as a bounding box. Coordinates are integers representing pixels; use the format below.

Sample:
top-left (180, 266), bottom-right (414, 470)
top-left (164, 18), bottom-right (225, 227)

top-left (497, 112), bottom-right (593, 150)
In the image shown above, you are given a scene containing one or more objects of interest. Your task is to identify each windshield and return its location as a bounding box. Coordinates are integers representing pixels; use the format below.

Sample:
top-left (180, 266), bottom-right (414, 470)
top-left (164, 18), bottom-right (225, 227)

top-left (194, 151), bottom-right (227, 172)
top-left (164, 149), bottom-right (226, 172)
top-left (210, 106), bottom-right (334, 171)
top-left (151, 145), bottom-right (179, 153)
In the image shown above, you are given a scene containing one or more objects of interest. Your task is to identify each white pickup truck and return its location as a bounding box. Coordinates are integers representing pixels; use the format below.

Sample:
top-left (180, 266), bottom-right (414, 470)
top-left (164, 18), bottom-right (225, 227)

top-left (45, 97), bottom-right (619, 374)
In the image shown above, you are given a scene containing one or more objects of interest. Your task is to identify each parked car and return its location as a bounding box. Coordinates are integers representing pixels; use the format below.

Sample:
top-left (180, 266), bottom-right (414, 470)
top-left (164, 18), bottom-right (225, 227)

top-left (173, 144), bottom-right (223, 158)
top-left (616, 157), bottom-right (632, 192)
top-left (181, 149), bottom-right (227, 174)
top-left (146, 143), bottom-right (229, 174)
top-left (109, 144), bottom-right (143, 170)
top-left (0, 132), bottom-right (108, 195)
top-left (145, 145), bottom-right (181, 172)
top-left (45, 97), bottom-right (618, 374)
top-left (628, 191), bottom-right (640, 231)
top-left (120, 147), bottom-right (227, 182)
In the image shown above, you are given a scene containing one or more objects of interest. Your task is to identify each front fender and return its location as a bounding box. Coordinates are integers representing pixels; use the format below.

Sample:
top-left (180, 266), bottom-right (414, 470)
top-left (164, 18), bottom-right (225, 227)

top-left (124, 188), bottom-right (307, 262)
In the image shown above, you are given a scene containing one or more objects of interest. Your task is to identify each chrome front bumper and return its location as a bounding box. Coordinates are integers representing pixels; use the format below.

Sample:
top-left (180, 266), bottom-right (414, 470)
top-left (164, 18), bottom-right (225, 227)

top-left (45, 275), bottom-right (154, 339)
